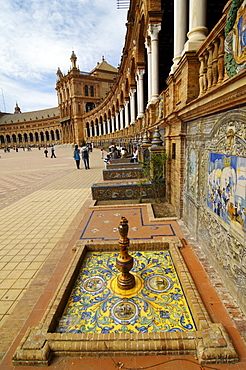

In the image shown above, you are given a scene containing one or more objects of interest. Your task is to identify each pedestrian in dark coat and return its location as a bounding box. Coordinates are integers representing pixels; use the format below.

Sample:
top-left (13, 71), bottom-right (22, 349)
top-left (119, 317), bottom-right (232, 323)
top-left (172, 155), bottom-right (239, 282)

top-left (81, 146), bottom-right (90, 169)
top-left (73, 145), bottom-right (81, 169)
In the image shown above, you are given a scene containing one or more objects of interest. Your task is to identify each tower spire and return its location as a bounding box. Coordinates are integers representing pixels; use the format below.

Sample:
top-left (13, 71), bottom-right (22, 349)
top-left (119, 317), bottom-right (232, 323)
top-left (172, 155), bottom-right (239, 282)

top-left (14, 102), bottom-right (21, 114)
top-left (70, 51), bottom-right (77, 69)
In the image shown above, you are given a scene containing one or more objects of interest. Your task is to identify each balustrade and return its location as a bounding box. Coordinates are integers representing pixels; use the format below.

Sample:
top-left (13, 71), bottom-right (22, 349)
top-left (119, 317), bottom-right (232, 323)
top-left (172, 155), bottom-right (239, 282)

top-left (197, 26), bottom-right (225, 96)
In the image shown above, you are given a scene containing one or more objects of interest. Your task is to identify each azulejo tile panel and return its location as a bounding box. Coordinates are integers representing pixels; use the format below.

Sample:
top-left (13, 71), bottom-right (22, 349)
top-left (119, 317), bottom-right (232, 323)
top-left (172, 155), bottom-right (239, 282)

top-left (56, 250), bottom-right (196, 334)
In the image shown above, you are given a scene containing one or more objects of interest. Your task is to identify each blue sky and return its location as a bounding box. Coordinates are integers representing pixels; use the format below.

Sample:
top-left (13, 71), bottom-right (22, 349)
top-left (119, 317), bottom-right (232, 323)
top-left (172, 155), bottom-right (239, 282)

top-left (0, 0), bottom-right (128, 113)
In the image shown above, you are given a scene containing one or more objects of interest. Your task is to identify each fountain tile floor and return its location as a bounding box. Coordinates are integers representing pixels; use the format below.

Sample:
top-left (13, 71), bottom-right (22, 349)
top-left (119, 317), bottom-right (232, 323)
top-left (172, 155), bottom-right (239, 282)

top-left (80, 207), bottom-right (176, 240)
top-left (56, 250), bottom-right (195, 334)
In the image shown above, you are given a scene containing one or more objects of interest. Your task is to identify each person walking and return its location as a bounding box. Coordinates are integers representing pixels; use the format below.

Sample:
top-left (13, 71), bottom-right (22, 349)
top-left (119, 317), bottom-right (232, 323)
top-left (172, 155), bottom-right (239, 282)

top-left (81, 145), bottom-right (90, 169)
top-left (44, 147), bottom-right (48, 158)
top-left (73, 144), bottom-right (81, 169)
top-left (50, 145), bottom-right (56, 158)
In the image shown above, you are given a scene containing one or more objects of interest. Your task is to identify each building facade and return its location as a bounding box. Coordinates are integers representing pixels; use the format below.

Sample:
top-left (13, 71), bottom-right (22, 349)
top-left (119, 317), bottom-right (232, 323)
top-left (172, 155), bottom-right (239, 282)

top-left (0, 105), bottom-right (61, 148)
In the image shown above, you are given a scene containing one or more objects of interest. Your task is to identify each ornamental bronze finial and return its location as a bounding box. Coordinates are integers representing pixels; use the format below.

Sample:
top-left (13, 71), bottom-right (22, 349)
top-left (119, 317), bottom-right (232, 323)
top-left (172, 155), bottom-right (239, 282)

top-left (116, 217), bottom-right (135, 290)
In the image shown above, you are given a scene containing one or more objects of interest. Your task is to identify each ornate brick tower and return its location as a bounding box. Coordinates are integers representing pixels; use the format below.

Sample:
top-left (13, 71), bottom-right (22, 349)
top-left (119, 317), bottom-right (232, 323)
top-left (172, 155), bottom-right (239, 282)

top-left (56, 52), bottom-right (118, 145)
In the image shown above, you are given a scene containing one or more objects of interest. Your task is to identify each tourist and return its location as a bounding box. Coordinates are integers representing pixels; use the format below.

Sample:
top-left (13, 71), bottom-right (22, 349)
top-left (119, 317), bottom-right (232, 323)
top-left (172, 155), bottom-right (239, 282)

top-left (44, 147), bottom-right (48, 157)
top-left (81, 145), bottom-right (90, 169)
top-left (131, 147), bottom-right (138, 163)
top-left (73, 144), bottom-right (81, 169)
top-left (50, 145), bottom-right (56, 158)
top-left (121, 147), bottom-right (128, 158)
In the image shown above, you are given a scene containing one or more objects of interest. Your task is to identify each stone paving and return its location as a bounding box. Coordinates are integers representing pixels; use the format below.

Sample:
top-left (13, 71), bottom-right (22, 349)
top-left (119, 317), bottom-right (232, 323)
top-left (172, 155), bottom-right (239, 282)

top-left (0, 146), bottom-right (103, 325)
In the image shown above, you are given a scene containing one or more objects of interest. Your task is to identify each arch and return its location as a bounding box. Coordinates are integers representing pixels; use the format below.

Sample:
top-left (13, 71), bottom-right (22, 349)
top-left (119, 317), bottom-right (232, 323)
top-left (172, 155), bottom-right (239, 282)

top-left (0, 135), bottom-right (4, 144)
top-left (125, 78), bottom-right (130, 98)
top-left (99, 115), bottom-right (104, 135)
top-left (24, 133), bottom-right (28, 143)
top-left (90, 86), bottom-right (94, 97)
top-left (51, 130), bottom-right (55, 141)
top-left (6, 134), bottom-right (11, 144)
top-left (86, 122), bottom-right (90, 137)
top-left (130, 58), bottom-right (136, 86)
top-left (45, 131), bottom-right (50, 141)
top-left (84, 85), bottom-right (89, 96)
top-left (40, 132), bottom-right (45, 142)
top-left (137, 15), bottom-right (146, 65)
top-left (95, 118), bottom-right (99, 136)
top-left (12, 134), bottom-right (17, 143)
top-left (56, 129), bottom-right (60, 141)
top-left (29, 133), bottom-right (34, 142)
top-left (18, 133), bottom-right (22, 143)
top-left (35, 132), bottom-right (39, 142)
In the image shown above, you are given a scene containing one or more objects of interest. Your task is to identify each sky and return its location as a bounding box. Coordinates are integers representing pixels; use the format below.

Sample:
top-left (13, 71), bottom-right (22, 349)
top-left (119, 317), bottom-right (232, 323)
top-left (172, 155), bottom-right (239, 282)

top-left (0, 0), bottom-right (128, 113)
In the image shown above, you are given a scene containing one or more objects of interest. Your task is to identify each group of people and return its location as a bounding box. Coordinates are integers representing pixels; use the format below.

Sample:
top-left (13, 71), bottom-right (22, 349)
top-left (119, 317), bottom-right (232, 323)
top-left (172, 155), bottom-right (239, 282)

top-left (73, 144), bottom-right (90, 169)
top-left (44, 145), bottom-right (56, 158)
top-left (102, 145), bottom-right (138, 165)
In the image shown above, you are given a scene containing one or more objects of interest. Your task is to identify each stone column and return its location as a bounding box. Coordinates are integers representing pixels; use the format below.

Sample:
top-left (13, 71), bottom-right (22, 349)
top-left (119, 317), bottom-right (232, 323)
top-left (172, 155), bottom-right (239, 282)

top-left (136, 69), bottom-right (145, 117)
top-left (120, 107), bottom-right (124, 130)
top-left (184, 0), bottom-right (207, 52)
top-left (170, 0), bottom-right (188, 73)
top-left (148, 23), bottom-right (161, 103)
top-left (115, 112), bottom-right (120, 131)
top-left (124, 100), bottom-right (130, 127)
top-left (130, 88), bottom-right (136, 124)
top-left (103, 121), bottom-right (107, 135)
top-left (89, 125), bottom-right (93, 138)
top-left (145, 38), bottom-right (152, 102)
top-left (107, 119), bottom-right (111, 134)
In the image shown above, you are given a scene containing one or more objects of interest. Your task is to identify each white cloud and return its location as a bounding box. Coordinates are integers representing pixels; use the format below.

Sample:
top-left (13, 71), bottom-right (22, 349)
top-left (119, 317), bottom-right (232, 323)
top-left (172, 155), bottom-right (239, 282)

top-left (0, 0), bottom-right (128, 113)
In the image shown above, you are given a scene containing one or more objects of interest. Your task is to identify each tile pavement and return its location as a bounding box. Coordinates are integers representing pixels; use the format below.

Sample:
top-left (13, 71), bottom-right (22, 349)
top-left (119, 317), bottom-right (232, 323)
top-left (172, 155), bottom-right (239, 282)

top-left (0, 146), bottom-right (245, 369)
top-left (0, 146), bottom-right (103, 325)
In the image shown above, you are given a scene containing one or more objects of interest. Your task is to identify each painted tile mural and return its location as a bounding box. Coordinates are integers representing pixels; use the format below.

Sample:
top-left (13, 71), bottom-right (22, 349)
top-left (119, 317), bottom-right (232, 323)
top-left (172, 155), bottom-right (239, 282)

top-left (56, 251), bottom-right (195, 334)
top-left (207, 153), bottom-right (246, 232)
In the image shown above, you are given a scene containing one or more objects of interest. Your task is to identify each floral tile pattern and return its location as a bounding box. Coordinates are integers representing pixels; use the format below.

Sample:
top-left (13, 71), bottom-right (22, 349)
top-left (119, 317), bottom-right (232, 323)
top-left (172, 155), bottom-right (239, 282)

top-left (56, 250), bottom-right (195, 334)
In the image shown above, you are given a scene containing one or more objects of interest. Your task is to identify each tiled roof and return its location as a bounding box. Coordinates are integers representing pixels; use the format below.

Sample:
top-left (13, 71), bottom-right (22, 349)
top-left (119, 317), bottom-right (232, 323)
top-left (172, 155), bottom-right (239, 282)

top-left (0, 107), bottom-right (59, 125)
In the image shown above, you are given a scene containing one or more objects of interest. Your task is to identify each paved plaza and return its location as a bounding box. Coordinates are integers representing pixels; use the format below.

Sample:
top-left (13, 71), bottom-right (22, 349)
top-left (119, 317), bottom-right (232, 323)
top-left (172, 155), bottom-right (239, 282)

top-left (0, 146), bottom-right (245, 369)
top-left (0, 146), bottom-right (104, 325)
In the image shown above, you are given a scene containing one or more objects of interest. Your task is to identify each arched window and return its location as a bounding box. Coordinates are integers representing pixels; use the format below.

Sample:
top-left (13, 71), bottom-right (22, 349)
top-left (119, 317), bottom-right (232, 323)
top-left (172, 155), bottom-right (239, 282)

top-left (85, 102), bottom-right (95, 112)
top-left (84, 85), bottom-right (88, 96)
top-left (90, 86), bottom-right (94, 97)
top-left (56, 129), bottom-right (60, 140)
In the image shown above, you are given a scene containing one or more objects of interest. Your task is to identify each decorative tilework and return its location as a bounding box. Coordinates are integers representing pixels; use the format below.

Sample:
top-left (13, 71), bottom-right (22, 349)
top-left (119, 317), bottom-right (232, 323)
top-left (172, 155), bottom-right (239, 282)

top-left (56, 250), bottom-right (195, 334)
top-left (80, 208), bottom-right (175, 240)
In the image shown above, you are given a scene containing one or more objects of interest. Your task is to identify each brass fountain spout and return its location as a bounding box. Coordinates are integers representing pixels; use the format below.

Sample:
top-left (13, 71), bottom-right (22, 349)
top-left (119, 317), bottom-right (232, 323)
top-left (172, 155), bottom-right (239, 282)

top-left (116, 216), bottom-right (135, 290)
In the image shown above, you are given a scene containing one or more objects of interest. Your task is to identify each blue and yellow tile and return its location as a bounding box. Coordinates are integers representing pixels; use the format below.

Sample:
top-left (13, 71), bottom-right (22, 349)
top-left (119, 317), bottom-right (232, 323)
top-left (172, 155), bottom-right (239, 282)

top-left (57, 250), bottom-right (196, 334)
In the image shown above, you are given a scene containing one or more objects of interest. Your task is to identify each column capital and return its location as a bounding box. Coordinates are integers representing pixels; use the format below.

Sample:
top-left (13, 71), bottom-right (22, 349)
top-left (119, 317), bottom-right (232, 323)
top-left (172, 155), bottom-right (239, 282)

top-left (148, 23), bottom-right (161, 40)
top-left (136, 68), bottom-right (145, 77)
